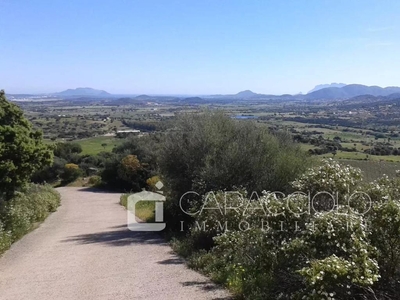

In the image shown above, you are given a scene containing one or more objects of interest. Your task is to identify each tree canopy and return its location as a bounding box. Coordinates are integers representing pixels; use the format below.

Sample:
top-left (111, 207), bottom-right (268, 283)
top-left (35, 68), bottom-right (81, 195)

top-left (0, 90), bottom-right (52, 198)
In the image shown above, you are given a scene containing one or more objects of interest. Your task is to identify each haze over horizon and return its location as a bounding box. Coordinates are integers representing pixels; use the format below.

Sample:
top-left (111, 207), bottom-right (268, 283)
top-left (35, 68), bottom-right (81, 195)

top-left (1, 0), bottom-right (399, 95)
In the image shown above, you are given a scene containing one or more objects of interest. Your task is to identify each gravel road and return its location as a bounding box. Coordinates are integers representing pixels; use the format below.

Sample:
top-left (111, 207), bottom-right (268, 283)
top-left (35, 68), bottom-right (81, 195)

top-left (0, 187), bottom-right (231, 300)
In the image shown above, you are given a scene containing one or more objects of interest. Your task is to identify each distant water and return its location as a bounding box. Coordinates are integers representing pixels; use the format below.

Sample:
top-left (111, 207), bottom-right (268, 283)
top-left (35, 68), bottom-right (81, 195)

top-left (232, 115), bottom-right (258, 119)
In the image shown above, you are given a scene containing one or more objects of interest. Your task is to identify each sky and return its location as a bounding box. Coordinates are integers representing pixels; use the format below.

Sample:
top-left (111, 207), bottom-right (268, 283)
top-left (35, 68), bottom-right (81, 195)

top-left (1, 0), bottom-right (400, 95)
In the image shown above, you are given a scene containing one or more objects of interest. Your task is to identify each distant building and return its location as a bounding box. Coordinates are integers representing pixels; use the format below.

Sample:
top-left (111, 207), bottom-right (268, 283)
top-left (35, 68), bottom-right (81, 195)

top-left (116, 129), bottom-right (141, 138)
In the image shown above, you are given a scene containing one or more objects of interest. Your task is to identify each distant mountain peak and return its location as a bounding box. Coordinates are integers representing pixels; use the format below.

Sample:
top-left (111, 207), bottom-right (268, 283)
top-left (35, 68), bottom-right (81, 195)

top-left (55, 87), bottom-right (110, 96)
top-left (308, 83), bottom-right (347, 94)
top-left (235, 90), bottom-right (258, 98)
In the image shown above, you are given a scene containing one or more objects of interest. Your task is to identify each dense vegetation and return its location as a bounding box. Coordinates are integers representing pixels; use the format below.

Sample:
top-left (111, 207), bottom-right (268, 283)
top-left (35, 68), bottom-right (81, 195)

top-left (7, 90), bottom-right (400, 298)
top-left (0, 90), bottom-right (52, 199)
top-left (173, 160), bottom-right (400, 299)
top-left (0, 184), bottom-right (61, 255)
top-left (0, 91), bottom-right (61, 255)
top-left (113, 112), bottom-right (400, 299)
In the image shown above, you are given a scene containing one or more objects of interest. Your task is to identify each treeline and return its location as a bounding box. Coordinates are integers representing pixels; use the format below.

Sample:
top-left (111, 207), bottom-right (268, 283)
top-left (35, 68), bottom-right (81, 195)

top-left (121, 119), bottom-right (167, 132)
top-left (365, 142), bottom-right (400, 156)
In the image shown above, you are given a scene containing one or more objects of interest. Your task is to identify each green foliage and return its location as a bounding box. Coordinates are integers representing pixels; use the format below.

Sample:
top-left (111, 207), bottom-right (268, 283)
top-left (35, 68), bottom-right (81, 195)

top-left (100, 136), bottom-right (160, 192)
top-left (119, 194), bottom-right (155, 222)
top-left (60, 163), bottom-right (82, 184)
top-left (160, 111), bottom-right (311, 232)
top-left (53, 142), bottom-right (82, 160)
top-left (176, 159), bottom-right (400, 299)
top-left (0, 184), bottom-right (60, 255)
top-left (118, 155), bottom-right (142, 181)
top-left (368, 199), bottom-right (400, 292)
top-left (293, 159), bottom-right (362, 197)
top-left (161, 112), bottom-right (309, 196)
top-left (0, 90), bottom-right (53, 198)
top-left (146, 175), bottom-right (161, 191)
top-left (88, 175), bottom-right (102, 186)
top-left (32, 156), bottom-right (67, 183)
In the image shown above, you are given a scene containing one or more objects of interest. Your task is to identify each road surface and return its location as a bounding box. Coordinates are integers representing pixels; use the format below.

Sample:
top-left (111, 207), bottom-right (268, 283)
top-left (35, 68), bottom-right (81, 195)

top-left (0, 187), bottom-right (230, 300)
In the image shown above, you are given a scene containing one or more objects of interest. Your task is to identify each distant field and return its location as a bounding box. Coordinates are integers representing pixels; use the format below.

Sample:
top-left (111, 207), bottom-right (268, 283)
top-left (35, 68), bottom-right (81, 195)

top-left (319, 151), bottom-right (400, 162)
top-left (338, 159), bottom-right (400, 182)
top-left (76, 136), bottom-right (124, 155)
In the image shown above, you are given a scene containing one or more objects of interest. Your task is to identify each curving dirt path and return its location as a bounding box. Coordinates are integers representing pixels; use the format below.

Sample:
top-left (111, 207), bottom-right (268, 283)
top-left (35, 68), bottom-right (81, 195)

top-left (0, 187), bottom-right (230, 300)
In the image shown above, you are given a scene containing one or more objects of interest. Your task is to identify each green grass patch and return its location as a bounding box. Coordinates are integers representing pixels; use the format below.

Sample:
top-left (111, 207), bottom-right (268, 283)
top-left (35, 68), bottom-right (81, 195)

top-left (120, 194), bottom-right (155, 222)
top-left (339, 159), bottom-right (400, 182)
top-left (319, 151), bottom-right (400, 162)
top-left (75, 136), bottom-right (123, 155)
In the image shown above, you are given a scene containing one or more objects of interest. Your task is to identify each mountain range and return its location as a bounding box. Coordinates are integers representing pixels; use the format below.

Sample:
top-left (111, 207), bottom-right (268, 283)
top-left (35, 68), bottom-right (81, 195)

top-left (307, 83), bottom-right (347, 93)
top-left (12, 84), bottom-right (400, 101)
top-left (306, 84), bottom-right (400, 100)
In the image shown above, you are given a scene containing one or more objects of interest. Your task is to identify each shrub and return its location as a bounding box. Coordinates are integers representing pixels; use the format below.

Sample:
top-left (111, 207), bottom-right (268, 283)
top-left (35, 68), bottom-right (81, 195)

top-left (160, 111), bottom-right (311, 232)
top-left (146, 175), bottom-right (161, 191)
top-left (60, 163), bottom-right (81, 184)
top-left (178, 159), bottom-right (400, 299)
top-left (0, 222), bottom-right (11, 254)
top-left (31, 156), bottom-right (67, 184)
top-left (88, 175), bottom-right (102, 186)
top-left (0, 184), bottom-right (60, 255)
top-left (101, 153), bottom-right (150, 192)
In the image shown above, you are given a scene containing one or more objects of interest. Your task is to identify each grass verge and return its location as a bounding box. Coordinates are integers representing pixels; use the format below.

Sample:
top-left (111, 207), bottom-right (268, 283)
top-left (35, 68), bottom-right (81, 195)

top-left (120, 194), bottom-right (155, 222)
top-left (0, 184), bottom-right (61, 255)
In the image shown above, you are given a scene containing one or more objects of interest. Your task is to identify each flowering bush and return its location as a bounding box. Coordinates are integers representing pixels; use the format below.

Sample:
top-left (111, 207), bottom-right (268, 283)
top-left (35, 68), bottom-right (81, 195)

top-left (292, 159), bottom-right (362, 199)
top-left (179, 159), bottom-right (400, 299)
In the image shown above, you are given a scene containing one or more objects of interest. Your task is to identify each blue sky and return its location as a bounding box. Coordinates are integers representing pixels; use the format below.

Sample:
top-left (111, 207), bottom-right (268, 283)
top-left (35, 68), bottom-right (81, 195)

top-left (1, 0), bottom-right (399, 95)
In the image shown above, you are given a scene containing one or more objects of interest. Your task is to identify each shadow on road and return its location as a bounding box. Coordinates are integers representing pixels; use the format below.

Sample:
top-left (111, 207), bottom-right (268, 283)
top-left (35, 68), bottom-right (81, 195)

top-left (76, 187), bottom-right (122, 194)
top-left (181, 281), bottom-right (233, 299)
top-left (157, 257), bottom-right (184, 265)
top-left (63, 226), bottom-right (166, 247)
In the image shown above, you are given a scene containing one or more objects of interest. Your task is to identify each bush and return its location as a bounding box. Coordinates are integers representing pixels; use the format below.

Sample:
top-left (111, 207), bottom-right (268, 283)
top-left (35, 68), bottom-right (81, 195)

top-left (60, 163), bottom-right (81, 184)
top-left (160, 111), bottom-right (311, 232)
top-left (177, 159), bottom-right (400, 299)
top-left (101, 154), bottom-right (150, 192)
top-left (146, 175), bottom-right (161, 191)
top-left (88, 175), bottom-right (102, 186)
top-left (32, 156), bottom-right (67, 183)
top-left (0, 220), bottom-right (11, 254)
top-left (0, 184), bottom-right (60, 255)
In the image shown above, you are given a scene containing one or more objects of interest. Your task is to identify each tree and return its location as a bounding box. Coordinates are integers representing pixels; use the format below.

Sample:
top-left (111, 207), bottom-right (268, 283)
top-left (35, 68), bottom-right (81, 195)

top-left (0, 90), bottom-right (52, 198)
top-left (160, 111), bottom-right (310, 197)
top-left (159, 111), bottom-right (311, 231)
